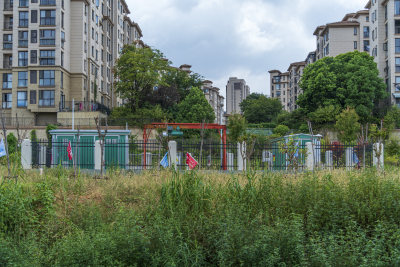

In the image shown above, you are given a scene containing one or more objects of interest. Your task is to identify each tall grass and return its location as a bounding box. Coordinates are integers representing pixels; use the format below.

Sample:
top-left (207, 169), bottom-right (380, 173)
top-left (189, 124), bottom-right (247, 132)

top-left (1, 168), bottom-right (400, 265)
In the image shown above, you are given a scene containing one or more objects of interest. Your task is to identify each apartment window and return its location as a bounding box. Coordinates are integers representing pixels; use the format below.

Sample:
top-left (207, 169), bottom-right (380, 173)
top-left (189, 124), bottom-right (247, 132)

top-left (18, 31), bottom-right (28, 47)
top-left (2, 94), bottom-right (12, 109)
top-left (18, 51), bottom-right (28, 66)
top-left (17, 92), bottom-right (27, 107)
top-left (30, 91), bottom-right (37, 104)
top-left (38, 50), bottom-right (55, 65)
top-left (396, 77), bottom-right (400, 90)
top-left (18, 72), bottom-right (28, 87)
top-left (364, 40), bottom-right (370, 52)
top-left (39, 90), bottom-right (54, 106)
top-left (30, 50), bottom-right (37, 64)
top-left (19, 11), bottom-right (29, 27)
top-left (366, 16), bottom-right (369, 22)
top-left (2, 74), bottom-right (12, 89)
top-left (92, 27), bottom-right (94, 39)
top-left (84, 23), bottom-right (87, 34)
top-left (3, 34), bottom-right (12, 50)
top-left (396, 21), bottom-right (400, 34)
top-left (354, 27), bottom-right (358, 35)
top-left (61, 31), bottom-right (65, 48)
top-left (396, 0), bottom-right (400, 16)
top-left (19, 0), bottom-right (28, 7)
top-left (96, 0), bottom-right (99, 7)
top-left (31, 10), bottom-right (38, 23)
top-left (91, 46), bottom-right (94, 57)
top-left (31, 30), bottom-right (37, 43)
top-left (40, 29), bottom-right (55, 45)
top-left (39, 70), bottom-right (55, 86)
top-left (385, 5), bottom-right (388, 20)
top-left (61, 12), bottom-right (64, 28)
top-left (354, 41), bottom-right (357, 50)
top-left (61, 71), bottom-right (63, 88)
top-left (40, 10), bottom-right (55, 25)
top-left (40, 0), bottom-right (56, 5)
top-left (363, 26), bottom-right (369, 38)
top-left (30, 70), bottom-right (37, 84)
top-left (396, 39), bottom-right (400, 53)
top-left (62, 0), bottom-right (64, 8)
top-left (396, 58), bottom-right (400, 73)
top-left (61, 51), bottom-right (64, 67)
top-left (32, 0), bottom-right (39, 3)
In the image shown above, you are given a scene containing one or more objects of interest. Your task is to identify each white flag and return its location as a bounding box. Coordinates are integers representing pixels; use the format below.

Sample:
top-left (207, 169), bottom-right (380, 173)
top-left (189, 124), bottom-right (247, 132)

top-left (0, 139), bottom-right (6, 158)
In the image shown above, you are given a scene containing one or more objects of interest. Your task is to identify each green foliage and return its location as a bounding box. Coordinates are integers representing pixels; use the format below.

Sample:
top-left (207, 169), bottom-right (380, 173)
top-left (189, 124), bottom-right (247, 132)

top-left (46, 124), bottom-right (58, 142)
top-left (335, 108), bottom-right (361, 143)
top-left (227, 114), bottom-right (247, 143)
top-left (109, 105), bottom-right (167, 127)
top-left (273, 125), bottom-right (290, 137)
top-left (384, 106), bottom-right (400, 130)
top-left (278, 137), bottom-right (305, 171)
top-left (386, 138), bottom-right (400, 157)
top-left (298, 51), bottom-right (387, 123)
top-left (30, 130), bottom-right (38, 142)
top-left (240, 94), bottom-right (282, 124)
top-left (176, 87), bottom-right (215, 123)
top-left (6, 133), bottom-right (17, 154)
top-left (276, 108), bottom-right (307, 131)
top-left (114, 45), bottom-right (170, 111)
top-left (309, 105), bottom-right (341, 130)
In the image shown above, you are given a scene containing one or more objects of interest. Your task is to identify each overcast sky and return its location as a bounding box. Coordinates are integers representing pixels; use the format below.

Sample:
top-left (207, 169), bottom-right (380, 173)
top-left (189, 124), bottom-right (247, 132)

top-left (126, 0), bottom-right (367, 100)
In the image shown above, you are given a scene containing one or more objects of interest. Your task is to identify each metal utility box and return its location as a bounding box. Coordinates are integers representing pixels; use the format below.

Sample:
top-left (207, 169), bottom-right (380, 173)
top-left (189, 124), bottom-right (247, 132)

top-left (270, 134), bottom-right (322, 171)
top-left (49, 129), bottom-right (130, 169)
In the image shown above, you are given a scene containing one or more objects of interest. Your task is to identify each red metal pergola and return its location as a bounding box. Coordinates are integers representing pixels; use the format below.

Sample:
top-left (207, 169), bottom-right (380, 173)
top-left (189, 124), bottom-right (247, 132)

top-left (143, 123), bottom-right (228, 170)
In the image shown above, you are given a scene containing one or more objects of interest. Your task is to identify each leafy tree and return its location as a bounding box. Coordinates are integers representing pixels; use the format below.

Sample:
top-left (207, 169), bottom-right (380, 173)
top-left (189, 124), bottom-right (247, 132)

top-left (276, 108), bottom-right (307, 131)
top-left (114, 45), bottom-right (170, 112)
top-left (273, 125), bottom-right (290, 137)
top-left (335, 108), bottom-right (361, 143)
top-left (227, 114), bottom-right (247, 143)
top-left (109, 105), bottom-right (166, 127)
top-left (240, 94), bottom-right (282, 124)
top-left (176, 87), bottom-right (215, 123)
top-left (298, 51), bottom-right (387, 123)
top-left (308, 105), bottom-right (341, 130)
top-left (384, 106), bottom-right (400, 130)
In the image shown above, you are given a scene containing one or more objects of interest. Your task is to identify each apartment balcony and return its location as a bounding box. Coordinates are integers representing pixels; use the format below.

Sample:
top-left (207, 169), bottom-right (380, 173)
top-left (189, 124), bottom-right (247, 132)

top-left (4, 0), bottom-right (13, 10)
top-left (3, 59), bottom-right (12, 69)
top-left (59, 101), bottom-right (111, 115)
top-left (3, 21), bottom-right (13, 30)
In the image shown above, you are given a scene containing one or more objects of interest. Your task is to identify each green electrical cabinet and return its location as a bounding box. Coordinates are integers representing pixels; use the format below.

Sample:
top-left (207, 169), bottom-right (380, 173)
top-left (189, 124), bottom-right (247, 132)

top-left (49, 130), bottom-right (130, 170)
top-left (270, 134), bottom-right (322, 171)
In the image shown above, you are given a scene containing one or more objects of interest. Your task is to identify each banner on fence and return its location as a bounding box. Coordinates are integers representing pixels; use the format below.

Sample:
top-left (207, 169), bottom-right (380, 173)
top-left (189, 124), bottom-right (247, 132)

top-left (160, 152), bottom-right (169, 168)
top-left (0, 139), bottom-right (6, 158)
top-left (67, 141), bottom-right (73, 161)
top-left (186, 152), bottom-right (198, 170)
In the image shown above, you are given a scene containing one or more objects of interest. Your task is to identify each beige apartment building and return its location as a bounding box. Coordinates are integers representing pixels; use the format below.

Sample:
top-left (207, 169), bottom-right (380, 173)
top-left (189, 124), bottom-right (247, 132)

top-left (0, 0), bottom-right (142, 126)
top-left (365, 0), bottom-right (400, 106)
top-left (201, 80), bottom-right (225, 124)
top-left (268, 70), bottom-right (289, 111)
top-left (226, 77), bottom-right (250, 115)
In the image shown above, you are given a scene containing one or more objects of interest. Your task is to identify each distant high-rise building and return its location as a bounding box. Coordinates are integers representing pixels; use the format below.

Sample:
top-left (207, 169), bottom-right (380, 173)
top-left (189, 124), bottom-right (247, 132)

top-left (226, 77), bottom-right (250, 115)
top-left (201, 80), bottom-right (224, 124)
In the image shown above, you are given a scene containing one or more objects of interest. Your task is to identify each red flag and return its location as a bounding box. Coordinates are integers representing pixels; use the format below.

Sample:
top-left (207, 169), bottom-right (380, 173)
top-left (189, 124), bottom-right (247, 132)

top-left (186, 152), bottom-right (198, 170)
top-left (67, 141), bottom-right (73, 161)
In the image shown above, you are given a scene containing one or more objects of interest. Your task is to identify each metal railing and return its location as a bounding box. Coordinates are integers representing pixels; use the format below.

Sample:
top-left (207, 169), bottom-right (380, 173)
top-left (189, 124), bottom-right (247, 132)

top-left (59, 101), bottom-right (111, 115)
top-left (30, 140), bottom-right (375, 172)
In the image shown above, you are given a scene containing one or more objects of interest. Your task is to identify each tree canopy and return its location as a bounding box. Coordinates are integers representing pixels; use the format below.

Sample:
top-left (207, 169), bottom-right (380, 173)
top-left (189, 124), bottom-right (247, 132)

top-left (298, 51), bottom-right (387, 123)
top-left (240, 94), bottom-right (283, 124)
top-left (176, 87), bottom-right (215, 123)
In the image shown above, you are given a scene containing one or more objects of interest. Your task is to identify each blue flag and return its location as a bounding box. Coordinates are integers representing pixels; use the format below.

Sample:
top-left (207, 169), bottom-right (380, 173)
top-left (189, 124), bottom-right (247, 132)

top-left (0, 139), bottom-right (6, 158)
top-left (160, 152), bottom-right (169, 168)
top-left (353, 152), bottom-right (359, 165)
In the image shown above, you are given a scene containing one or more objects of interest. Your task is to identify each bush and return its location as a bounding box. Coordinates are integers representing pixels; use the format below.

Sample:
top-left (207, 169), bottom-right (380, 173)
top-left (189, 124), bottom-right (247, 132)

top-left (273, 125), bottom-right (289, 137)
top-left (6, 133), bottom-right (17, 154)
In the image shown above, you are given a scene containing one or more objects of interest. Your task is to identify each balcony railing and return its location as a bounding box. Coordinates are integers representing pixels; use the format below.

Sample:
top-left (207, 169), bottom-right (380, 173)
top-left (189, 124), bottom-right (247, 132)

top-left (59, 101), bottom-right (111, 115)
top-left (3, 21), bottom-right (13, 30)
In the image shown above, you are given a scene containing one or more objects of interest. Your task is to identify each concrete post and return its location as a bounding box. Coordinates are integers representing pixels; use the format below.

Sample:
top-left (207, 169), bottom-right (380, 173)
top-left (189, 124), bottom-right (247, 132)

top-left (21, 139), bottom-right (32, 170)
top-left (237, 142), bottom-right (246, 171)
top-left (94, 140), bottom-right (101, 171)
top-left (373, 143), bottom-right (384, 169)
top-left (306, 142), bottom-right (314, 171)
top-left (346, 147), bottom-right (354, 170)
top-left (227, 152), bottom-right (234, 171)
top-left (325, 150), bottom-right (333, 169)
top-left (39, 145), bottom-right (46, 166)
top-left (168, 141), bottom-right (177, 170)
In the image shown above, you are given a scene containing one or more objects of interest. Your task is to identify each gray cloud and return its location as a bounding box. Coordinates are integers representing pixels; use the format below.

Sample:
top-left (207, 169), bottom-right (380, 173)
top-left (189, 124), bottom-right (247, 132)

top-left (126, 0), bottom-right (367, 99)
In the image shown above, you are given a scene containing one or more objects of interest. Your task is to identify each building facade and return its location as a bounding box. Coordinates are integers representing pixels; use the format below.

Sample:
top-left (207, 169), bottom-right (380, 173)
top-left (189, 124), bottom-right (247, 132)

top-left (201, 80), bottom-right (224, 124)
top-left (0, 0), bottom-right (142, 126)
top-left (226, 77), bottom-right (250, 115)
top-left (269, 70), bottom-right (289, 111)
top-left (366, 0), bottom-right (400, 106)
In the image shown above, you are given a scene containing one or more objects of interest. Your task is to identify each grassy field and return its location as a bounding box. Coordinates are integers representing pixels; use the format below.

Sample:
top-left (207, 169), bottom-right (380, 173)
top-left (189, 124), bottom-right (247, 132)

top-left (1, 167), bottom-right (400, 266)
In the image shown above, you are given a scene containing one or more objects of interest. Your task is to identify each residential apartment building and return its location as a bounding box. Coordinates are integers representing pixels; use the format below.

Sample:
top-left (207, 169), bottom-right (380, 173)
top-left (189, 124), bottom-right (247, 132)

top-left (226, 77), bottom-right (250, 115)
top-left (365, 0), bottom-right (400, 106)
top-left (0, 0), bottom-right (142, 126)
top-left (269, 10), bottom-right (370, 112)
top-left (268, 70), bottom-right (289, 111)
top-left (201, 80), bottom-right (225, 124)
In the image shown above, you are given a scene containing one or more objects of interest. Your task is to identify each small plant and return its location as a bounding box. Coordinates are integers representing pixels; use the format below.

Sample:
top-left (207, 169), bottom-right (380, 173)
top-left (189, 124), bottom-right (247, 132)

top-left (278, 137), bottom-right (305, 172)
